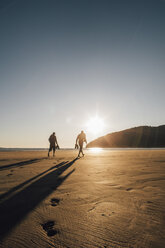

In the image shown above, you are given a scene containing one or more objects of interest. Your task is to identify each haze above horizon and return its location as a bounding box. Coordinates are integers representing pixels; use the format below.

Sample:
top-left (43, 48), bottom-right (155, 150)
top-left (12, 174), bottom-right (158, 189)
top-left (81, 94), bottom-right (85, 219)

top-left (0, 0), bottom-right (165, 148)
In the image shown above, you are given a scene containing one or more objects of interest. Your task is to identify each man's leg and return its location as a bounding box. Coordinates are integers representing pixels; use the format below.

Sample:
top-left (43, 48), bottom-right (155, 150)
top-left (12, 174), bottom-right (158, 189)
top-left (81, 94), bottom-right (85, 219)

top-left (79, 143), bottom-right (83, 157)
top-left (48, 147), bottom-right (51, 157)
top-left (82, 147), bottom-right (84, 156)
top-left (48, 145), bottom-right (53, 157)
top-left (77, 145), bottom-right (81, 157)
top-left (53, 146), bottom-right (55, 157)
top-left (77, 148), bottom-right (80, 157)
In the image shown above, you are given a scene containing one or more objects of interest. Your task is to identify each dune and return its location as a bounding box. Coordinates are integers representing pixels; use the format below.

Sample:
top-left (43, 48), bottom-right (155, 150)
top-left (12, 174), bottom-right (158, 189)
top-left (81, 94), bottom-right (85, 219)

top-left (0, 149), bottom-right (165, 248)
top-left (87, 125), bottom-right (165, 148)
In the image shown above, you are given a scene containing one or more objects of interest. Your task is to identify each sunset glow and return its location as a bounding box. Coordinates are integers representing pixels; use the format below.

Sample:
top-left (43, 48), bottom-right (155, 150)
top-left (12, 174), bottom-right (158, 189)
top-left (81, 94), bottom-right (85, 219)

top-left (89, 147), bottom-right (103, 152)
top-left (86, 116), bottom-right (105, 136)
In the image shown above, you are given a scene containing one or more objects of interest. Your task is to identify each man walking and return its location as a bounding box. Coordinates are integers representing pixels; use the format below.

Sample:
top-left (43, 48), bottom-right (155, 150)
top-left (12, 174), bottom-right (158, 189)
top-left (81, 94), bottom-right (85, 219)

top-left (75, 130), bottom-right (87, 158)
top-left (48, 132), bottom-right (59, 157)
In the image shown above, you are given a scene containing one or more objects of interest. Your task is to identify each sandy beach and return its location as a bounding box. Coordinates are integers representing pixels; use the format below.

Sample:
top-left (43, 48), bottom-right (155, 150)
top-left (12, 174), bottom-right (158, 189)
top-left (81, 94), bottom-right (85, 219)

top-left (0, 149), bottom-right (165, 248)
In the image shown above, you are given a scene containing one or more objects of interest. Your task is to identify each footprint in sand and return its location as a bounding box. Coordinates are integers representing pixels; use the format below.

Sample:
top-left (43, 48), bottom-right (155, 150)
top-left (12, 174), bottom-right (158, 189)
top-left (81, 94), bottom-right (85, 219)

top-left (7, 173), bottom-right (13, 176)
top-left (147, 200), bottom-right (153, 204)
top-left (41, 221), bottom-right (58, 237)
top-left (126, 187), bottom-right (133, 191)
top-left (50, 198), bottom-right (60, 206)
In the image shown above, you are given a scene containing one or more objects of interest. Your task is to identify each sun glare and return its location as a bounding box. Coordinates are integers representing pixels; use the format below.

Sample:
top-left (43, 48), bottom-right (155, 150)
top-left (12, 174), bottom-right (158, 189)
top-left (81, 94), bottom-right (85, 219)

top-left (89, 147), bottom-right (103, 153)
top-left (86, 115), bottom-right (105, 135)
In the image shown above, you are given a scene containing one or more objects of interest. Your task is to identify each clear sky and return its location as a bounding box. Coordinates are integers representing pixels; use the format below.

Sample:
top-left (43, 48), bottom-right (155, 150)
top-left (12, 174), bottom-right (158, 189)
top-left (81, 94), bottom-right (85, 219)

top-left (0, 0), bottom-right (165, 148)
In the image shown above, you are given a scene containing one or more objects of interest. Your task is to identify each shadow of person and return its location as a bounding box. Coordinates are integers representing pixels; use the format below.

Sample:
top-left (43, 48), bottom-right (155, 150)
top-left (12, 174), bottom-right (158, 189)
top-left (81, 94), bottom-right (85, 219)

top-left (0, 158), bottom-right (77, 240)
top-left (0, 161), bottom-right (68, 201)
top-left (0, 158), bottom-right (43, 171)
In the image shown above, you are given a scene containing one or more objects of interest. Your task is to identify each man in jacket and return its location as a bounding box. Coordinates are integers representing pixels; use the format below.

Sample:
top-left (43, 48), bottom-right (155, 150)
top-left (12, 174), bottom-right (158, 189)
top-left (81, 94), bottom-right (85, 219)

top-left (48, 132), bottom-right (59, 157)
top-left (75, 131), bottom-right (87, 158)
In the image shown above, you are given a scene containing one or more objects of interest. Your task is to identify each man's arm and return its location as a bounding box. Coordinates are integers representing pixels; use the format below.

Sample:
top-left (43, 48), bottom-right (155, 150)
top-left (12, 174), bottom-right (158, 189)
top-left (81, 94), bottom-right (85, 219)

top-left (55, 136), bottom-right (59, 146)
top-left (84, 134), bottom-right (87, 144)
top-left (76, 135), bottom-right (79, 144)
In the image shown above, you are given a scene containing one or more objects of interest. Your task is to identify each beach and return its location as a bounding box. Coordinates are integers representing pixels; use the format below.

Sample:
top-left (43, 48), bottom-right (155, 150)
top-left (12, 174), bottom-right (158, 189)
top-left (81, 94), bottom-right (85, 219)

top-left (0, 149), bottom-right (165, 248)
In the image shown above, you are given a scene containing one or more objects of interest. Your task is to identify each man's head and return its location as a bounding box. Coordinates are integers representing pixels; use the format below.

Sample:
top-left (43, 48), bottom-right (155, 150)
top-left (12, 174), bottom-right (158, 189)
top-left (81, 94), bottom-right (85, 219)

top-left (53, 132), bottom-right (55, 135)
top-left (81, 130), bottom-right (84, 134)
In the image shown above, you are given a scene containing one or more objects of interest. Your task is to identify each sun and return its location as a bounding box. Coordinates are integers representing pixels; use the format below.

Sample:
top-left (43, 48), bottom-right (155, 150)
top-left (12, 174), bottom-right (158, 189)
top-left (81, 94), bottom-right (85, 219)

top-left (86, 115), bottom-right (105, 135)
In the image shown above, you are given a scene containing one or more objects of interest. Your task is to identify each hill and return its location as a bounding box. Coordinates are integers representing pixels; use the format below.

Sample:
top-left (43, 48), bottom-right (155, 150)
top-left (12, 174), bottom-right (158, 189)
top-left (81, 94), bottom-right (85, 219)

top-left (87, 125), bottom-right (165, 148)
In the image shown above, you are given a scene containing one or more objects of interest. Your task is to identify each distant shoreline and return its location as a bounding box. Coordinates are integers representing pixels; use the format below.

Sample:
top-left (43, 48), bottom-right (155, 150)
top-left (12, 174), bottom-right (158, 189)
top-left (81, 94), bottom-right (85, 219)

top-left (0, 147), bottom-right (165, 152)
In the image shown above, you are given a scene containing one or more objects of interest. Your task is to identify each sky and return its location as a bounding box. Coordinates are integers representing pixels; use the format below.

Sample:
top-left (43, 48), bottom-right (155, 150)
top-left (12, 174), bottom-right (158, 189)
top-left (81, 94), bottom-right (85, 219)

top-left (0, 0), bottom-right (165, 148)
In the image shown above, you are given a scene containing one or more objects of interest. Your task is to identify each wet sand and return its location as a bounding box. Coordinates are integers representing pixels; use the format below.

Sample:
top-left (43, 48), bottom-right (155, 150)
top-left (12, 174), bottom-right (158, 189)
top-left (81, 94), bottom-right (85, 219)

top-left (0, 149), bottom-right (165, 248)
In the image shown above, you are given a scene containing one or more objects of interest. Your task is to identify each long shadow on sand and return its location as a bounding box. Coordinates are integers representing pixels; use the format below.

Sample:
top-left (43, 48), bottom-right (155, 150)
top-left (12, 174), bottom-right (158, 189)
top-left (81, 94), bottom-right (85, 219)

top-left (0, 158), bottom-right (78, 240)
top-left (0, 161), bottom-right (68, 201)
top-left (0, 158), bottom-right (43, 171)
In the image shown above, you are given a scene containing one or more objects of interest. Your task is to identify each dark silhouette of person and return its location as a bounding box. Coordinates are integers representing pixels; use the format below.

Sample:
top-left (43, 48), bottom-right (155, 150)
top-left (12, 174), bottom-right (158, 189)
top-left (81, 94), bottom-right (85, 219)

top-left (75, 131), bottom-right (87, 157)
top-left (48, 132), bottom-right (59, 157)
